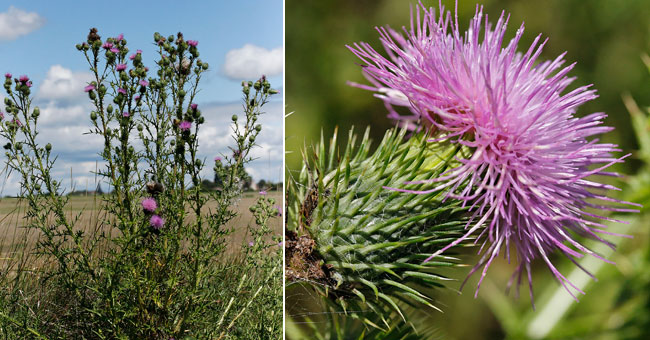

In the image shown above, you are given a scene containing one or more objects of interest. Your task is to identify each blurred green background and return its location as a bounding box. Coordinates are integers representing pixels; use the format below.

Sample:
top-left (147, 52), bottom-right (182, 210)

top-left (286, 0), bottom-right (650, 339)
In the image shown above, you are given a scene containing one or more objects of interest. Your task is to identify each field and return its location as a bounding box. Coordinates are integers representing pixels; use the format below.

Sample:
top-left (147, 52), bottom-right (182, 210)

top-left (0, 191), bottom-right (283, 261)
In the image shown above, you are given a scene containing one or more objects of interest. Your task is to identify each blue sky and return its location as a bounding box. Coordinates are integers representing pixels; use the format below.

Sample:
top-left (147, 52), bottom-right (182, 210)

top-left (0, 1), bottom-right (283, 195)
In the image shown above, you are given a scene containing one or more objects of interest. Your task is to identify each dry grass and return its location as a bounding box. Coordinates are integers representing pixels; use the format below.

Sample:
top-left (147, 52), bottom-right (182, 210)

top-left (0, 191), bottom-right (282, 262)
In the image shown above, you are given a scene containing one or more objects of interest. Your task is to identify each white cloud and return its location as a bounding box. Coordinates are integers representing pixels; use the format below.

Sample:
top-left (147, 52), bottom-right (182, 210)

top-left (38, 65), bottom-right (93, 101)
top-left (222, 44), bottom-right (283, 80)
top-left (0, 6), bottom-right (45, 41)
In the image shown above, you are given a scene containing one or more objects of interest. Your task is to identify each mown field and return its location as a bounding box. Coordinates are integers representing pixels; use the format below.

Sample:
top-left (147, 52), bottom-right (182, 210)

top-left (0, 191), bottom-right (282, 261)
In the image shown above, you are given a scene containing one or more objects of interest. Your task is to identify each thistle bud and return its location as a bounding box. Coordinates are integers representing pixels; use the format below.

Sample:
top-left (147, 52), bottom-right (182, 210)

top-left (45, 143), bottom-right (52, 152)
top-left (231, 115), bottom-right (238, 122)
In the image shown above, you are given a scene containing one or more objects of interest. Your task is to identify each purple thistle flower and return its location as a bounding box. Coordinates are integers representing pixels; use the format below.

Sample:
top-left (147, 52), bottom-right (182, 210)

top-left (13, 119), bottom-right (22, 127)
top-left (116, 63), bottom-right (127, 71)
top-left (26, 81), bottom-right (32, 88)
top-left (122, 111), bottom-right (130, 118)
top-left (179, 120), bottom-right (192, 131)
top-left (350, 2), bottom-right (640, 302)
top-left (259, 190), bottom-right (267, 196)
top-left (214, 156), bottom-right (222, 162)
top-left (115, 33), bottom-right (124, 41)
top-left (18, 75), bottom-right (29, 83)
top-left (110, 47), bottom-right (120, 54)
top-left (134, 95), bottom-right (141, 101)
top-left (117, 88), bottom-right (127, 95)
top-left (187, 40), bottom-right (198, 47)
top-left (102, 42), bottom-right (113, 50)
top-left (141, 197), bottom-right (157, 212)
top-left (4, 73), bottom-right (11, 78)
top-left (150, 215), bottom-right (165, 229)
top-left (136, 49), bottom-right (142, 54)
top-left (190, 103), bottom-right (198, 110)
top-left (248, 241), bottom-right (254, 247)
top-left (139, 79), bottom-right (149, 87)
top-left (84, 84), bottom-right (95, 92)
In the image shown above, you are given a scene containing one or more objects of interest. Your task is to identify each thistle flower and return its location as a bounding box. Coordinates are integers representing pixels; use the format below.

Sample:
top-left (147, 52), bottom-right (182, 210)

top-left (139, 79), bottom-right (149, 87)
top-left (4, 73), bottom-right (11, 78)
top-left (187, 40), bottom-right (198, 47)
top-left (214, 156), bottom-right (222, 162)
top-left (349, 2), bottom-right (639, 301)
top-left (102, 42), bottom-right (113, 50)
top-left (259, 190), bottom-right (267, 196)
top-left (84, 84), bottom-right (95, 92)
top-left (122, 111), bottom-right (130, 118)
top-left (150, 214), bottom-right (165, 229)
top-left (117, 88), bottom-right (127, 95)
top-left (18, 75), bottom-right (29, 83)
top-left (191, 103), bottom-right (198, 110)
top-left (116, 63), bottom-right (127, 71)
top-left (179, 120), bottom-right (192, 131)
top-left (115, 33), bottom-right (123, 41)
top-left (141, 197), bottom-right (157, 212)
top-left (110, 47), bottom-right (120, 54)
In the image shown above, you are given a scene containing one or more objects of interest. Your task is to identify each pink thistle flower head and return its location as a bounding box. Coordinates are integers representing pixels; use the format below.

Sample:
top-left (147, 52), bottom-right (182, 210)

top-left (191, 103), bottom-right (198, 110)
top-left (117, 88), bottom-right (127, 95)
top-left (214, 156), bottom-right (222, 162)
top-left (102, 42), bottom-right (113, 50)
top-left (18, 75), bottom-right (29, 83)
top-left (141, 197), bottom-right (157, 212)
top-left (179, 120), bottom-right (192, 131)
top-left (259, 190), bottom-right (267, 196)
top-left (84, 84), bottom-right (95, 92)
top-left (187, 40), bottom-right (198, 47)
top-left (129, 54), bottom-right (136, 60)
top-left (139, 79), bottom-right (149, 87)
top-left (248, 241), bottom-right (254, 247)
top-left (4, 73), bottom-right (11, 78)
top-left (115, 33), bottom-right (124, 41)
top-left (122, 111), bottom-right (130, 118)
top-left (116, 63), bottom-right (127, 71)
top-left (150, 215), bottom-right (165, 230)
top-left (110, 47), bottom-right (120, 54)
top-left (349, 1), bottom-right (640, 303)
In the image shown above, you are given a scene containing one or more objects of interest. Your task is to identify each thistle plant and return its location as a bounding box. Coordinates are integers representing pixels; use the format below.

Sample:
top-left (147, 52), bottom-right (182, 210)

top-left (287, 1), bottom-right (639, 337)
top-left (0, 28), bottom-right (280, 339)
top-left (287, 127), bottom-right (471, 325)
